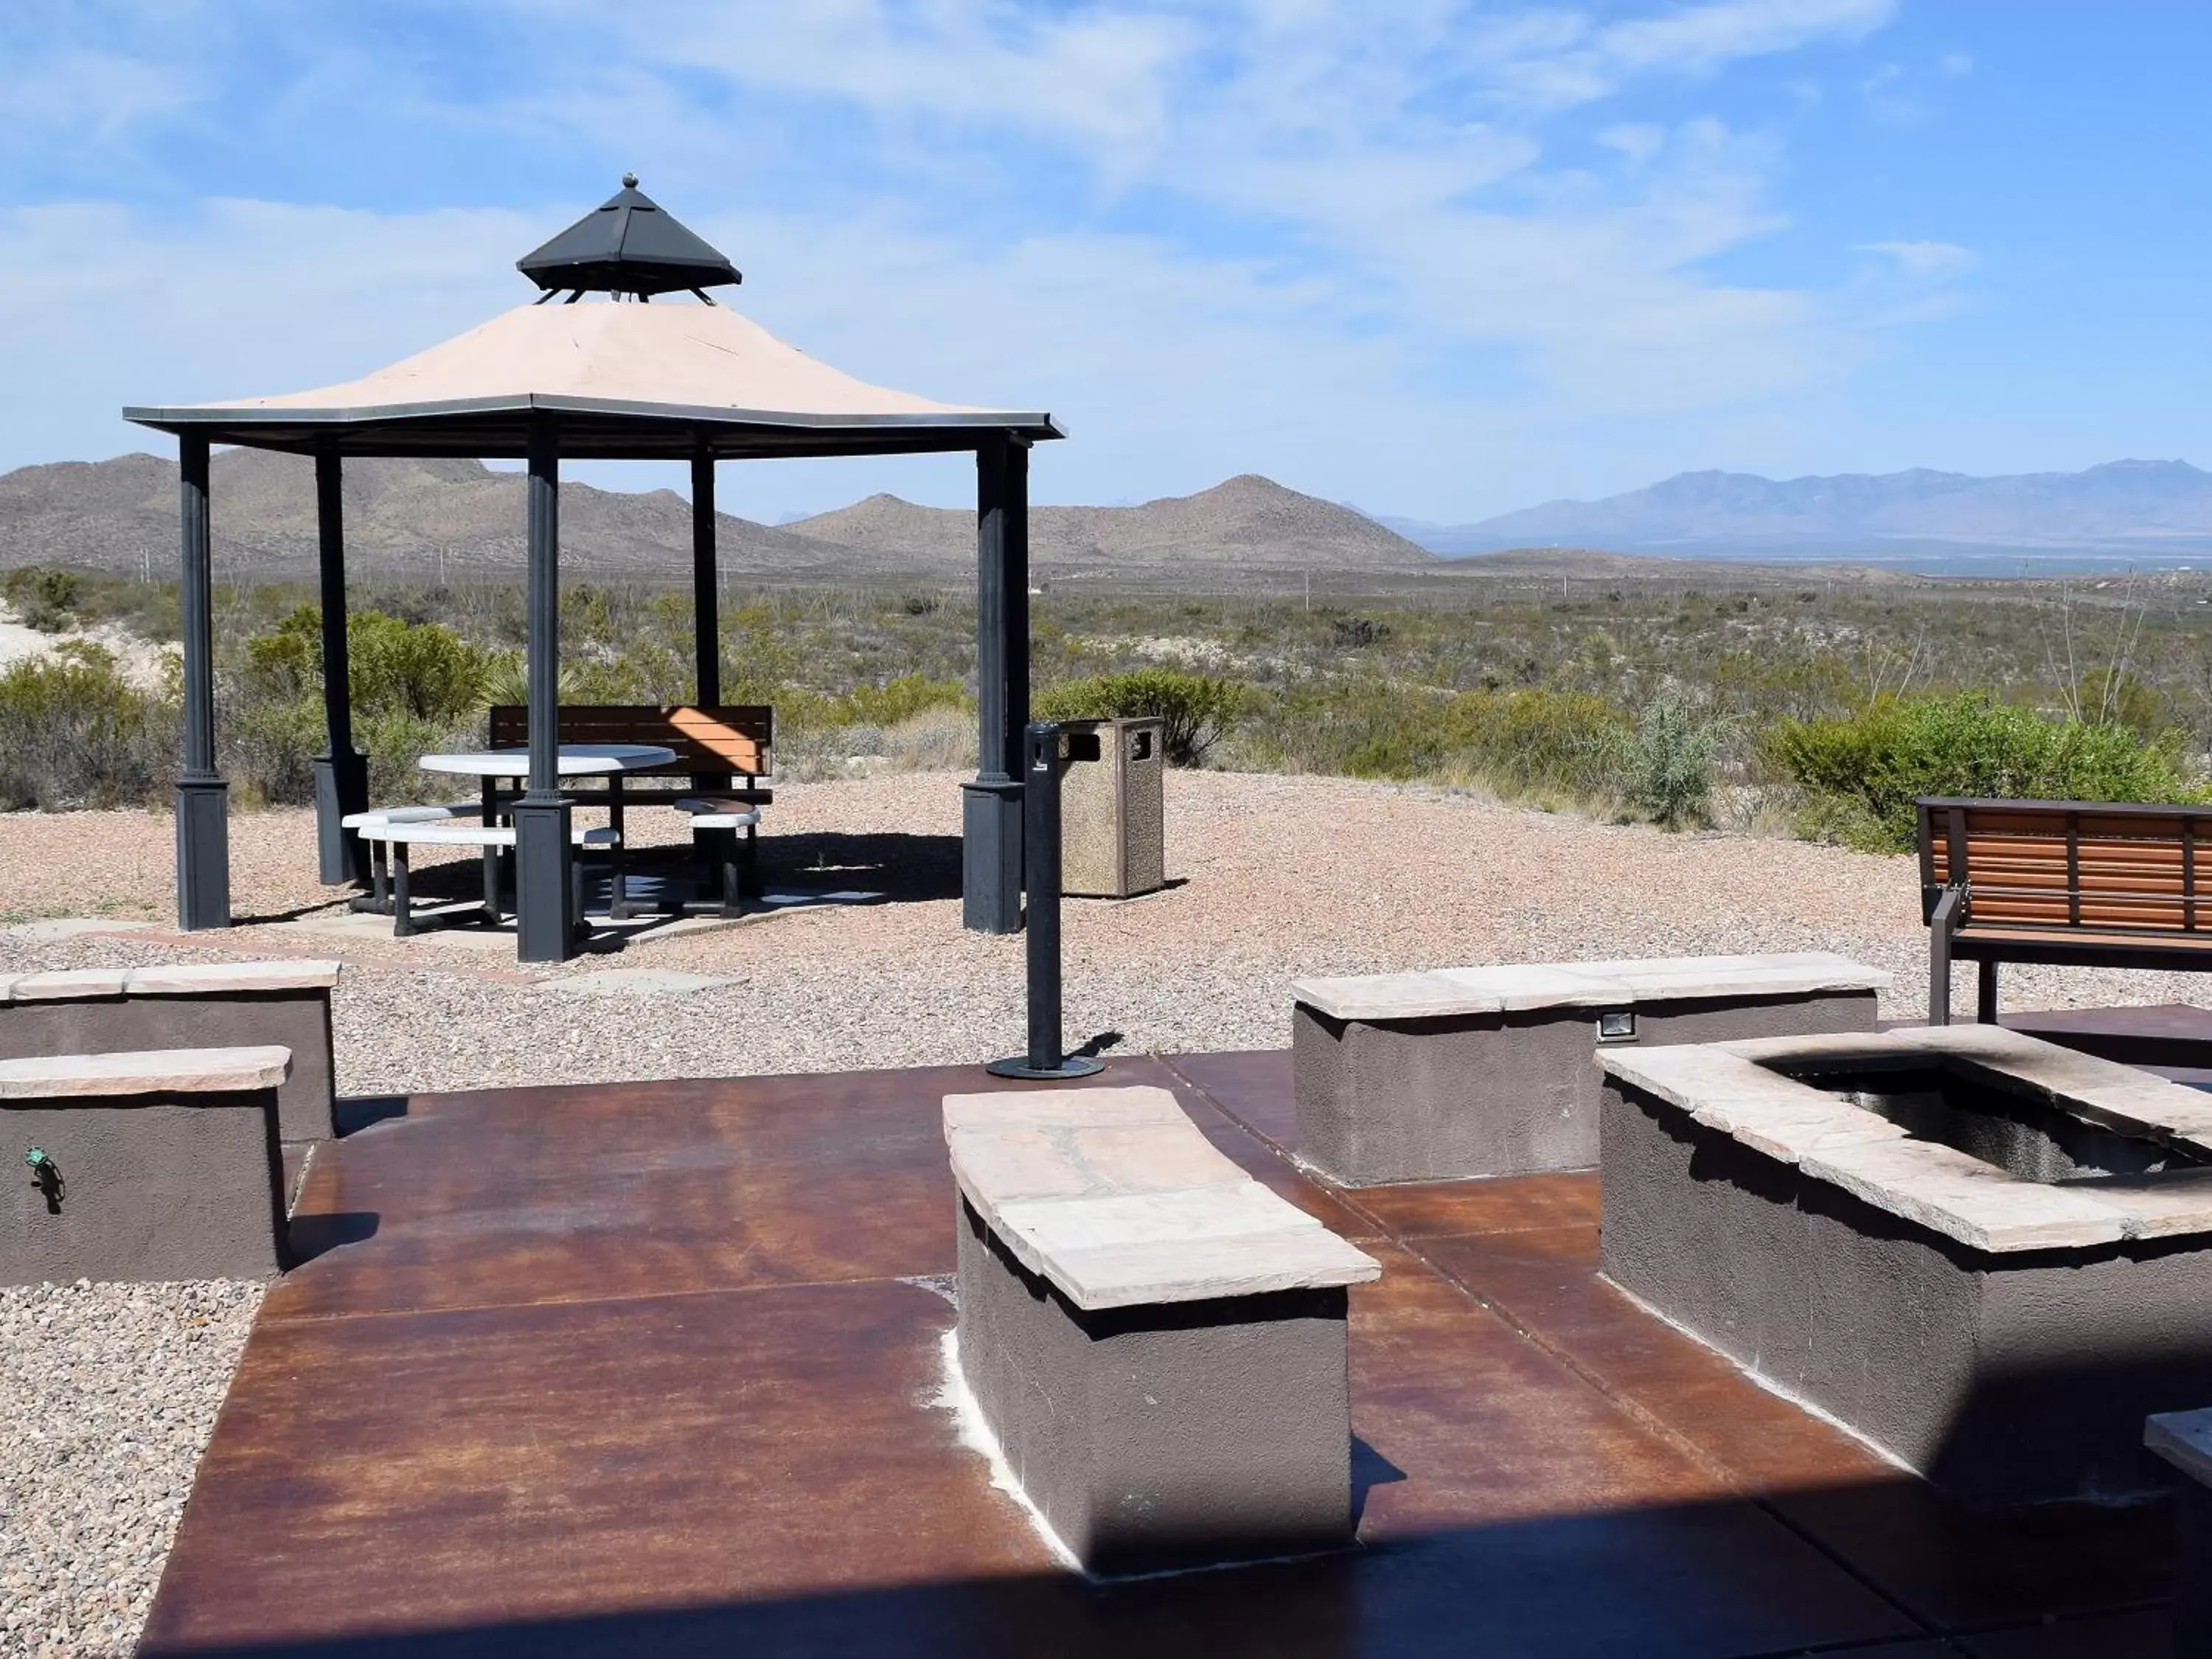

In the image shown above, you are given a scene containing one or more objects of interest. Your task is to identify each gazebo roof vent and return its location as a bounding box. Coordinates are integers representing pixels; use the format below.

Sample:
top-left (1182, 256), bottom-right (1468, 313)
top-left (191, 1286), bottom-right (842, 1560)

top-left (517, 175), bottom-right (742, 302)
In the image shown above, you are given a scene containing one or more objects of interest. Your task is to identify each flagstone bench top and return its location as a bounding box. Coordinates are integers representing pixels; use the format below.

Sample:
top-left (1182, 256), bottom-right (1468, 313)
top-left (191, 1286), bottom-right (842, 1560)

top-left (1291, 951), bottom-right (1890, 1022)
top-left (1600, 1026), bottom-right (2212, 1254)
top-left (2146, 1408), bottom-right (2212, 1489)
top-left (0, 961), bottom-right (342, 1003)
top-left (943, 1085), bottom-right (1381, 1312)
top-left (0, 1045), bottom-right (293, 1099)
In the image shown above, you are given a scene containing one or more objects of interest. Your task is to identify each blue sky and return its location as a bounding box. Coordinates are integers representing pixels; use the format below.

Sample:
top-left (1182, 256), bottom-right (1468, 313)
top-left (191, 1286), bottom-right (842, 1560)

top-left (4, 1), bottom-right (2209, 522)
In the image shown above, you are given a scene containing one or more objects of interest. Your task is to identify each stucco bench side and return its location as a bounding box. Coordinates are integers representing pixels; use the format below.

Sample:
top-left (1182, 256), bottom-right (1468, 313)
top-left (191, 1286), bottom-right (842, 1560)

top-left (2149, 1410), bottom-right (2212, 1659)
top-left (943, 1085), bottom-right (1377, 1576)
top-left (1, 1046), bottom-right (293, 1284)
top-left (1293, 951), bottom-right (1889, 1187)
top-left (0, 964), bottom-right (341, 1145)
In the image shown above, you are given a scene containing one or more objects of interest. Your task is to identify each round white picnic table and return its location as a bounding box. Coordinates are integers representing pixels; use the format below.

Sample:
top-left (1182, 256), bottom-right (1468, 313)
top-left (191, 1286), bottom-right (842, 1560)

top-left (417, 742), bottom-right (677, 778)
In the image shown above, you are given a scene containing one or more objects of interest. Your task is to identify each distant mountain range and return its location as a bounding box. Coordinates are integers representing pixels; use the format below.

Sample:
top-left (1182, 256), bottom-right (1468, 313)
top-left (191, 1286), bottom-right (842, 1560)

top-left (1382, 460), bottom-right (2212, 560)
top-left (0, 454), bottom-right (1433, 581)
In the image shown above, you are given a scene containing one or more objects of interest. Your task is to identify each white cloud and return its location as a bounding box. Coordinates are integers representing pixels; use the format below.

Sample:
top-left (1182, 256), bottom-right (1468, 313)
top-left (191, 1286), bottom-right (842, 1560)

top-left (0, 0), bottom-right (1929, 518)
top-left (1860, 240), bottom-right (1976, 282)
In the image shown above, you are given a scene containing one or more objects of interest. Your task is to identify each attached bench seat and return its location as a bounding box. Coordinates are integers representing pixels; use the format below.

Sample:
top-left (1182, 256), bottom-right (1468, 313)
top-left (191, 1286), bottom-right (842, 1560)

top-left (1919, 796), bottom-right (2212, 1024)
top-left (1293, 951), bottom-right (1889, 1186)
top-left (674, 799), bottom-right (760, 916)
top-left (354, 820), bottom-right (621, 936)
top-left (945, 1085), bottom-right (1378, 1574)
top-left (0, 961), bottom-right (340, 1145)
top-left (1, 1045), bottom-right (293, 1284)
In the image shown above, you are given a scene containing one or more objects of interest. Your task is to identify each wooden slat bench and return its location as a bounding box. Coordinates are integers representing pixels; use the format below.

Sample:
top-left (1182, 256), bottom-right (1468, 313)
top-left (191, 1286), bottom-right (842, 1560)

top-left (487, 704), bottom-right (773, 804)
top-left (1919, 796), bottom-right (2212, 1025)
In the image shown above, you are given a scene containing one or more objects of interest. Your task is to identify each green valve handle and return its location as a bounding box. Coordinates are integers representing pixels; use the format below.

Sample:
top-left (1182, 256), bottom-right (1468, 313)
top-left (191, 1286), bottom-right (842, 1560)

top-left (25, 1147), bottom-right (52, 1172)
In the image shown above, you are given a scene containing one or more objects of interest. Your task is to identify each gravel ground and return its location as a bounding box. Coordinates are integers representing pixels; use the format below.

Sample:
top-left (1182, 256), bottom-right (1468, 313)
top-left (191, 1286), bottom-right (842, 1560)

top-left (4, 768), bottom-right (2210, 1656)
top-left (1, 1282), bottom-right (261, 1659)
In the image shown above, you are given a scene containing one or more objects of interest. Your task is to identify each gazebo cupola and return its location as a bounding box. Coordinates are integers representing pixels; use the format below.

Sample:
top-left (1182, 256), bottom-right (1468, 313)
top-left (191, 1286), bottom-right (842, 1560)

top-left (517, 174), bottom-right (743, 302)
top-left (125, 178), bottom-right (1060, 962)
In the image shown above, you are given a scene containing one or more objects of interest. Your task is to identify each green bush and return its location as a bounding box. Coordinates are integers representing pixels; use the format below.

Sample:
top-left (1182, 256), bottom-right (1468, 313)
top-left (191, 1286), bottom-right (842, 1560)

top-left (0, 644), bottom-right (176, 809)
top-left (1227, 679), bottom-right (1632, 804)
top-left (3, 567), bottom-right (85, 633)
top-left (1624, 698), bottom-right (1719, 829)
top-left (245, 607), bottom-right (492, 723)
top-left (1767, 694), bottom-right (2204, 851)
top-left (1034, 668), bottom-right (1242, 766)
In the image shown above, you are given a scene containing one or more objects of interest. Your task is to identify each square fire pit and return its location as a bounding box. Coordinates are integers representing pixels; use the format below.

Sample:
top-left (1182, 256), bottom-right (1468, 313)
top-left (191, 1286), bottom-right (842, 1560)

top-left (1600, 1024), bottom-right (2212, 1507)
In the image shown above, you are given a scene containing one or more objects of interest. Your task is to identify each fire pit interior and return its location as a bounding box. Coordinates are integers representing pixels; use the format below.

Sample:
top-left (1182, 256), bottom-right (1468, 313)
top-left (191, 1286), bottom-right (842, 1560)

top-left (1764, 1054), bottom-right (2211, 1186)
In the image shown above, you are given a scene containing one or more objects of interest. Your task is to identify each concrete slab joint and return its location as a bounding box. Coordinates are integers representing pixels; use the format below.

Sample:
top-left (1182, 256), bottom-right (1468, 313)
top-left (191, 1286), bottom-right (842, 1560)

top-left (2, 1045), bottom-right (294, 1285)
top-left (1599, 1026), bottom-right (2212, 1506)
top-left (1292, 950), bottom-right (1889, 1186)
top-left (943, 1083), bottom-right (1378, 1575)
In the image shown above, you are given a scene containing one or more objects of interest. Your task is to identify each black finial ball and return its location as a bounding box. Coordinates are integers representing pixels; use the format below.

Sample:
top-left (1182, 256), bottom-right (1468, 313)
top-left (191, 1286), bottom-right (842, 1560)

top-left (622, 173), bottom-right (639, 189)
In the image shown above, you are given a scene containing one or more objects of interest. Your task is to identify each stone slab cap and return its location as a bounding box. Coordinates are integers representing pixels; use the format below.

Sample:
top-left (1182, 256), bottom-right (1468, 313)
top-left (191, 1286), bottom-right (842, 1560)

top-left (2146, 1407), bottom-right (2212, 1489)
top-left (944, 1084), bottom-right (1380, 1310)
top-left (123, 960), bottom-right (343, 995)
top-left (1290, 951), bottom-right (1887, 1023)
top-left (0, 1045), bottom-right (292, 1099)
top-left (10, 968), bottom-right (132, 1001)
top-left (1601, 1029), bottom-right (2209, 1253)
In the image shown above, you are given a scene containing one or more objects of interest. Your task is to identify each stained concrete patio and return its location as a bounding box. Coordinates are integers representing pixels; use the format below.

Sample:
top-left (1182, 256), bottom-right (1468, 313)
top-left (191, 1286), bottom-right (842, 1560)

top-left (139, 1051), bottom-right (2179, 1658)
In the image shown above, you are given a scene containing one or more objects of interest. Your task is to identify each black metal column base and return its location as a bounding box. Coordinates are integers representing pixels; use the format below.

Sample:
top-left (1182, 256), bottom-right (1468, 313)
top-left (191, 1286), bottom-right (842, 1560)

top-left (961, 778), bottom-right (1024, 935)
top-left (174, 776), bottom-right (232, 931)
top-left (985, 1054), bottom-right (1105, 1080)
top-left (511, 798), bottom-right (576, 964)
top-left (312, 750), bottom-right (371, 886)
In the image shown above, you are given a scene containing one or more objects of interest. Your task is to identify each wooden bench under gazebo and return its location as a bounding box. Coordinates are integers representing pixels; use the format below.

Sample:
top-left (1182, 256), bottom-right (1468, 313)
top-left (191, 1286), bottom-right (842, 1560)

top-left (125, 177), bottom-right (1062, 961)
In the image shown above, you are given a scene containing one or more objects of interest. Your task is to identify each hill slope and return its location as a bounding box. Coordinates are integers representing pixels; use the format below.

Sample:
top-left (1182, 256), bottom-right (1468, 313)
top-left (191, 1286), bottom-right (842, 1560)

top-left (0, 458), bottom-right (1435, 580)
top-left (1390, 460), bottom-right (2212, 557)
top-left (0, 451), bottom-right (877, 581)
top-left (784, 473), bottom-right (1436, 568)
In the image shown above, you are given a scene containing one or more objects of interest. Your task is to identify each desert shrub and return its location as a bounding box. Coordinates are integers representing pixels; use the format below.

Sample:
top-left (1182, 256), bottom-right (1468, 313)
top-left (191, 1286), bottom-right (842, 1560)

top-left (0, 644), bottom-right (176, 808)
top-left (1624, 698), bottom-right (1719, 828)
top-left (1767, 693), bottom-right (2203, 852)
top-left (1033, 668), bottom-right (1242, 766)
top-left (1230, 680), bottom-right (1630, 804)
top-left (245, 607), bottom-right (493, 723)
top-left (3, 567), bottom-right (85, 633)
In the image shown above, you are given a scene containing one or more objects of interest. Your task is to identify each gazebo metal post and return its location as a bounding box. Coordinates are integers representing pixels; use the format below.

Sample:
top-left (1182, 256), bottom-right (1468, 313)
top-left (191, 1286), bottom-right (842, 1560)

top-left (312, 450), bottom-right (369, 884)
top-left (512, 413), bottom-right (576, 962)
top-left (174, 434), bottom-right (230, 930)
top-left (961, 434), bottom-right (1029, 933)
top-left (691, 448), bottom-right (720, 706)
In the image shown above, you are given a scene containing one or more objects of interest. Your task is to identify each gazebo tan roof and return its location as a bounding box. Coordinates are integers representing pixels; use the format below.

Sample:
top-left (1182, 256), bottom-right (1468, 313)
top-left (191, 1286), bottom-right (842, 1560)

top-left (125, 300), bottom-right (1062, 460)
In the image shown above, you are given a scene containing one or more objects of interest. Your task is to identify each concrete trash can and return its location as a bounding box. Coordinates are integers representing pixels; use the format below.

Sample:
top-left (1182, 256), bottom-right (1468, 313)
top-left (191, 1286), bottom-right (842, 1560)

top-left (1059, 717), bottom-right (1166, 898)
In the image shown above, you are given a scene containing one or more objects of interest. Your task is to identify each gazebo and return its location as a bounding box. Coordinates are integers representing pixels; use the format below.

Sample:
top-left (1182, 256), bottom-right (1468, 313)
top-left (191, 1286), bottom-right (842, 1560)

top-left (124, 178), bottom-right (1062, 962)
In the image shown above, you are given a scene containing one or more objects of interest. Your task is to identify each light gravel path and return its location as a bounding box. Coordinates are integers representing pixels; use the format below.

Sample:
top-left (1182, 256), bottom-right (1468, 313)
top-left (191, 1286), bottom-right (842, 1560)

top-left (3, 768), bottom-right (2208, 1657)
top-left (1, 1282), bottom-right (260, 1659)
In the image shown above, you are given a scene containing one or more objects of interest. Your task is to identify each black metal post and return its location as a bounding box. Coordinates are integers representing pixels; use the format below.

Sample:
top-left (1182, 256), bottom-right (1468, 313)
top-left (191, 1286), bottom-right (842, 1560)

top-left (174, 433), bottom-right (229, 930)
top-left (961, 434), bottom-right (1028, 934)
top-left (311, 451), bottom-right (369, 884)
top-left (512, 413), bottom-right (575, 962)
top-left (989, 723), bottom-right (1102, 1079)
top-left (691, 447), bottom-right (720, 706)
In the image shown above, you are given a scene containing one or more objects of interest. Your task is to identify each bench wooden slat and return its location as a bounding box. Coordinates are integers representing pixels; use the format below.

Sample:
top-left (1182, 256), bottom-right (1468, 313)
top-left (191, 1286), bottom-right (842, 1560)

top-left (1921, 795), bottom-right (2212, 1021)
top-left (487, 704), bottom-right (772, 779)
